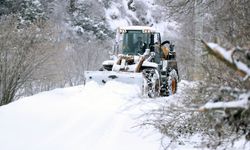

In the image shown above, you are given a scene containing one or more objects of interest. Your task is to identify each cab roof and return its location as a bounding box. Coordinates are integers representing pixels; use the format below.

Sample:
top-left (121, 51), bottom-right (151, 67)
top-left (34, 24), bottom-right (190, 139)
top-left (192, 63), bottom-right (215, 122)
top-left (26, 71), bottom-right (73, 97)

top-left (118, 26), bottom-right (157, 33)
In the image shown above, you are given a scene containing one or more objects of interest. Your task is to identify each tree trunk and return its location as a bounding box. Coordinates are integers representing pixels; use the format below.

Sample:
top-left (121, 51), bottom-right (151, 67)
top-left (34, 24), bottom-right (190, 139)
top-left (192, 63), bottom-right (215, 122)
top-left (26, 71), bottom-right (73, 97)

top-left (193, 0), bottom-right (204, 80)
top-left (69, 0), bottom-right (76, 13)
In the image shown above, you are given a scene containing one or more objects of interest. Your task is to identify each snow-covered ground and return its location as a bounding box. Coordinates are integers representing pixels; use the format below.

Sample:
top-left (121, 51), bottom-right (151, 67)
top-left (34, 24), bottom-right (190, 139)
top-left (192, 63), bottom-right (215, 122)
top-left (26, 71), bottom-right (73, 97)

top-left (0, 80), bottom-right (249, 150)
top-left (0, 81), bottom-right (162, 150)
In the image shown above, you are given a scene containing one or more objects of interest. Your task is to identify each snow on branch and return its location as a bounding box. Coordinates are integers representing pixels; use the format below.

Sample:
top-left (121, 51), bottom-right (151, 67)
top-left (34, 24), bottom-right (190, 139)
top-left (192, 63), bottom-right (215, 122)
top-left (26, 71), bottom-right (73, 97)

top-left (199, 92), bottom-right (250, 112)
top-left (201, 40), bottom-right (250, 80)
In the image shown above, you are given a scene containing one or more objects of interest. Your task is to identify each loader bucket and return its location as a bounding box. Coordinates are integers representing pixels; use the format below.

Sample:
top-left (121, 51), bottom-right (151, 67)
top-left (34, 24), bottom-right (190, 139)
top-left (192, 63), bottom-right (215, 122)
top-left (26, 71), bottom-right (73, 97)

top-left (84, 71), bottom-right (144, 85)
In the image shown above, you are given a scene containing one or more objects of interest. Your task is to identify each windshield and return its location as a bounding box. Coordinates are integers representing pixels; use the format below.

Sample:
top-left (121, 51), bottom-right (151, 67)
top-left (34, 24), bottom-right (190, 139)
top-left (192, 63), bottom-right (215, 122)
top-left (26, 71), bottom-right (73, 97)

top-left (121, 30), bottom-right (151, 55)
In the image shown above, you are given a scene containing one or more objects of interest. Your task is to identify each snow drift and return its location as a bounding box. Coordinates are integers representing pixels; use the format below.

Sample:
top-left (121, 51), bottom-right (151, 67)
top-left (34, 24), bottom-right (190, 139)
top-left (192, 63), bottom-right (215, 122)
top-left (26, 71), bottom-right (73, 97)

top-left (0, 81), bottom-right (161, 150)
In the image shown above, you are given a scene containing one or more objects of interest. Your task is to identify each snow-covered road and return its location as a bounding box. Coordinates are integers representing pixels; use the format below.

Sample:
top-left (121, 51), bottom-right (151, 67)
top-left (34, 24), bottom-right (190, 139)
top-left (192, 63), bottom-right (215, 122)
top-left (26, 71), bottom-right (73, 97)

top-left (1, 80), bottom-right (248, 150)
top-left (0, 81), bottom-right (161, 150)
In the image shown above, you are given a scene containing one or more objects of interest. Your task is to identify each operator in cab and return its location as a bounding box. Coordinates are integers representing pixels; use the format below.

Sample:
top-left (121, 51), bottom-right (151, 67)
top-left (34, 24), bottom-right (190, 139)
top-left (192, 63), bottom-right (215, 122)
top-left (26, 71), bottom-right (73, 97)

top-left (134, 36), bottom-right (146, 54)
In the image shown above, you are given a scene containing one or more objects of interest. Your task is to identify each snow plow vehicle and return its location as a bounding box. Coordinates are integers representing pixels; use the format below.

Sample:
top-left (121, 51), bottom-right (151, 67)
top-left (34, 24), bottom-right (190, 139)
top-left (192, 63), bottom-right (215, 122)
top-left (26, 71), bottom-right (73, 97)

top-left (84, 26), bottom-right (179, 97)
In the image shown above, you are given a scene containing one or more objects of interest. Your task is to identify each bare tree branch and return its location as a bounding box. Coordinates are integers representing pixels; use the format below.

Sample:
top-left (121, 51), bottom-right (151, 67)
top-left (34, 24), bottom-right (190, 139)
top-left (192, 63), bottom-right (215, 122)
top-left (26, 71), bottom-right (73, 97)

top-left (202, 40), bottom-right (250, 79)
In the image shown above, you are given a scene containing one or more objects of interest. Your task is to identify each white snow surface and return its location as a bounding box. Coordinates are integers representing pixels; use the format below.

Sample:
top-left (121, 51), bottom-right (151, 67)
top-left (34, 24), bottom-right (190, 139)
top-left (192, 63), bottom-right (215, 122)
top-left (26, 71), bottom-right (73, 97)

top-left (200, 92), bottom-right (250, 110)
top-left (0, 80), bottom-right (249, 150)
top-left (0, 81), bottom-right (161, 150)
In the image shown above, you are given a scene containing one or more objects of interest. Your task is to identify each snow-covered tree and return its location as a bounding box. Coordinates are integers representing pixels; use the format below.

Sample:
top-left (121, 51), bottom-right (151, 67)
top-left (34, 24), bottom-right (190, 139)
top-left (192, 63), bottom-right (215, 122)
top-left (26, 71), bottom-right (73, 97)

top-left (198, 41), bottom-right (250, 146)
top-left (19, 0), bottom-right (46, 24)
top-left (68, 0), bottom-right (113, 39)
top-left (0, 0), bottom-right (23, 16)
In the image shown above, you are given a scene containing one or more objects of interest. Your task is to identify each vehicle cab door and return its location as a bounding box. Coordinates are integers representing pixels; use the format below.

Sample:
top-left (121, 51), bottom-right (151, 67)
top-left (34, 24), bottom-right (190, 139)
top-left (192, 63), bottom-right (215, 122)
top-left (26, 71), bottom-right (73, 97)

top-left (150, 33), bottom-right (161, 63)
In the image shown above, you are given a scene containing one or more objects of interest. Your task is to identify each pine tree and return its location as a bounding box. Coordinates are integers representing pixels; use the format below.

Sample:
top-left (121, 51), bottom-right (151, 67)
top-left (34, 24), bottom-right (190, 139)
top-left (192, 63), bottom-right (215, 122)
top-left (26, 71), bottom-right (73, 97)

top-left (19, 0), bottom-right (46, 25)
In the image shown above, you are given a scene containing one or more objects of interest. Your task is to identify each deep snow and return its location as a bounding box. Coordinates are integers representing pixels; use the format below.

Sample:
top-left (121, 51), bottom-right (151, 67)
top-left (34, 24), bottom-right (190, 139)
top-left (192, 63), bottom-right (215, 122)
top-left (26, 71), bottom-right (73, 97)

top-left (0, 81), bottom-right (161, 150)
top-left (0, 80), bottom-right (249, 150)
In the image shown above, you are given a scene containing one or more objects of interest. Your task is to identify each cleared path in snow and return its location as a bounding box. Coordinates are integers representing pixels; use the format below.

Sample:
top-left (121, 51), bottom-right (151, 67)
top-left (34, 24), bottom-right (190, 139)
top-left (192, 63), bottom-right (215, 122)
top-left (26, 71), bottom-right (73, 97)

top-left (0, 81), bottom-right (162, 150)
